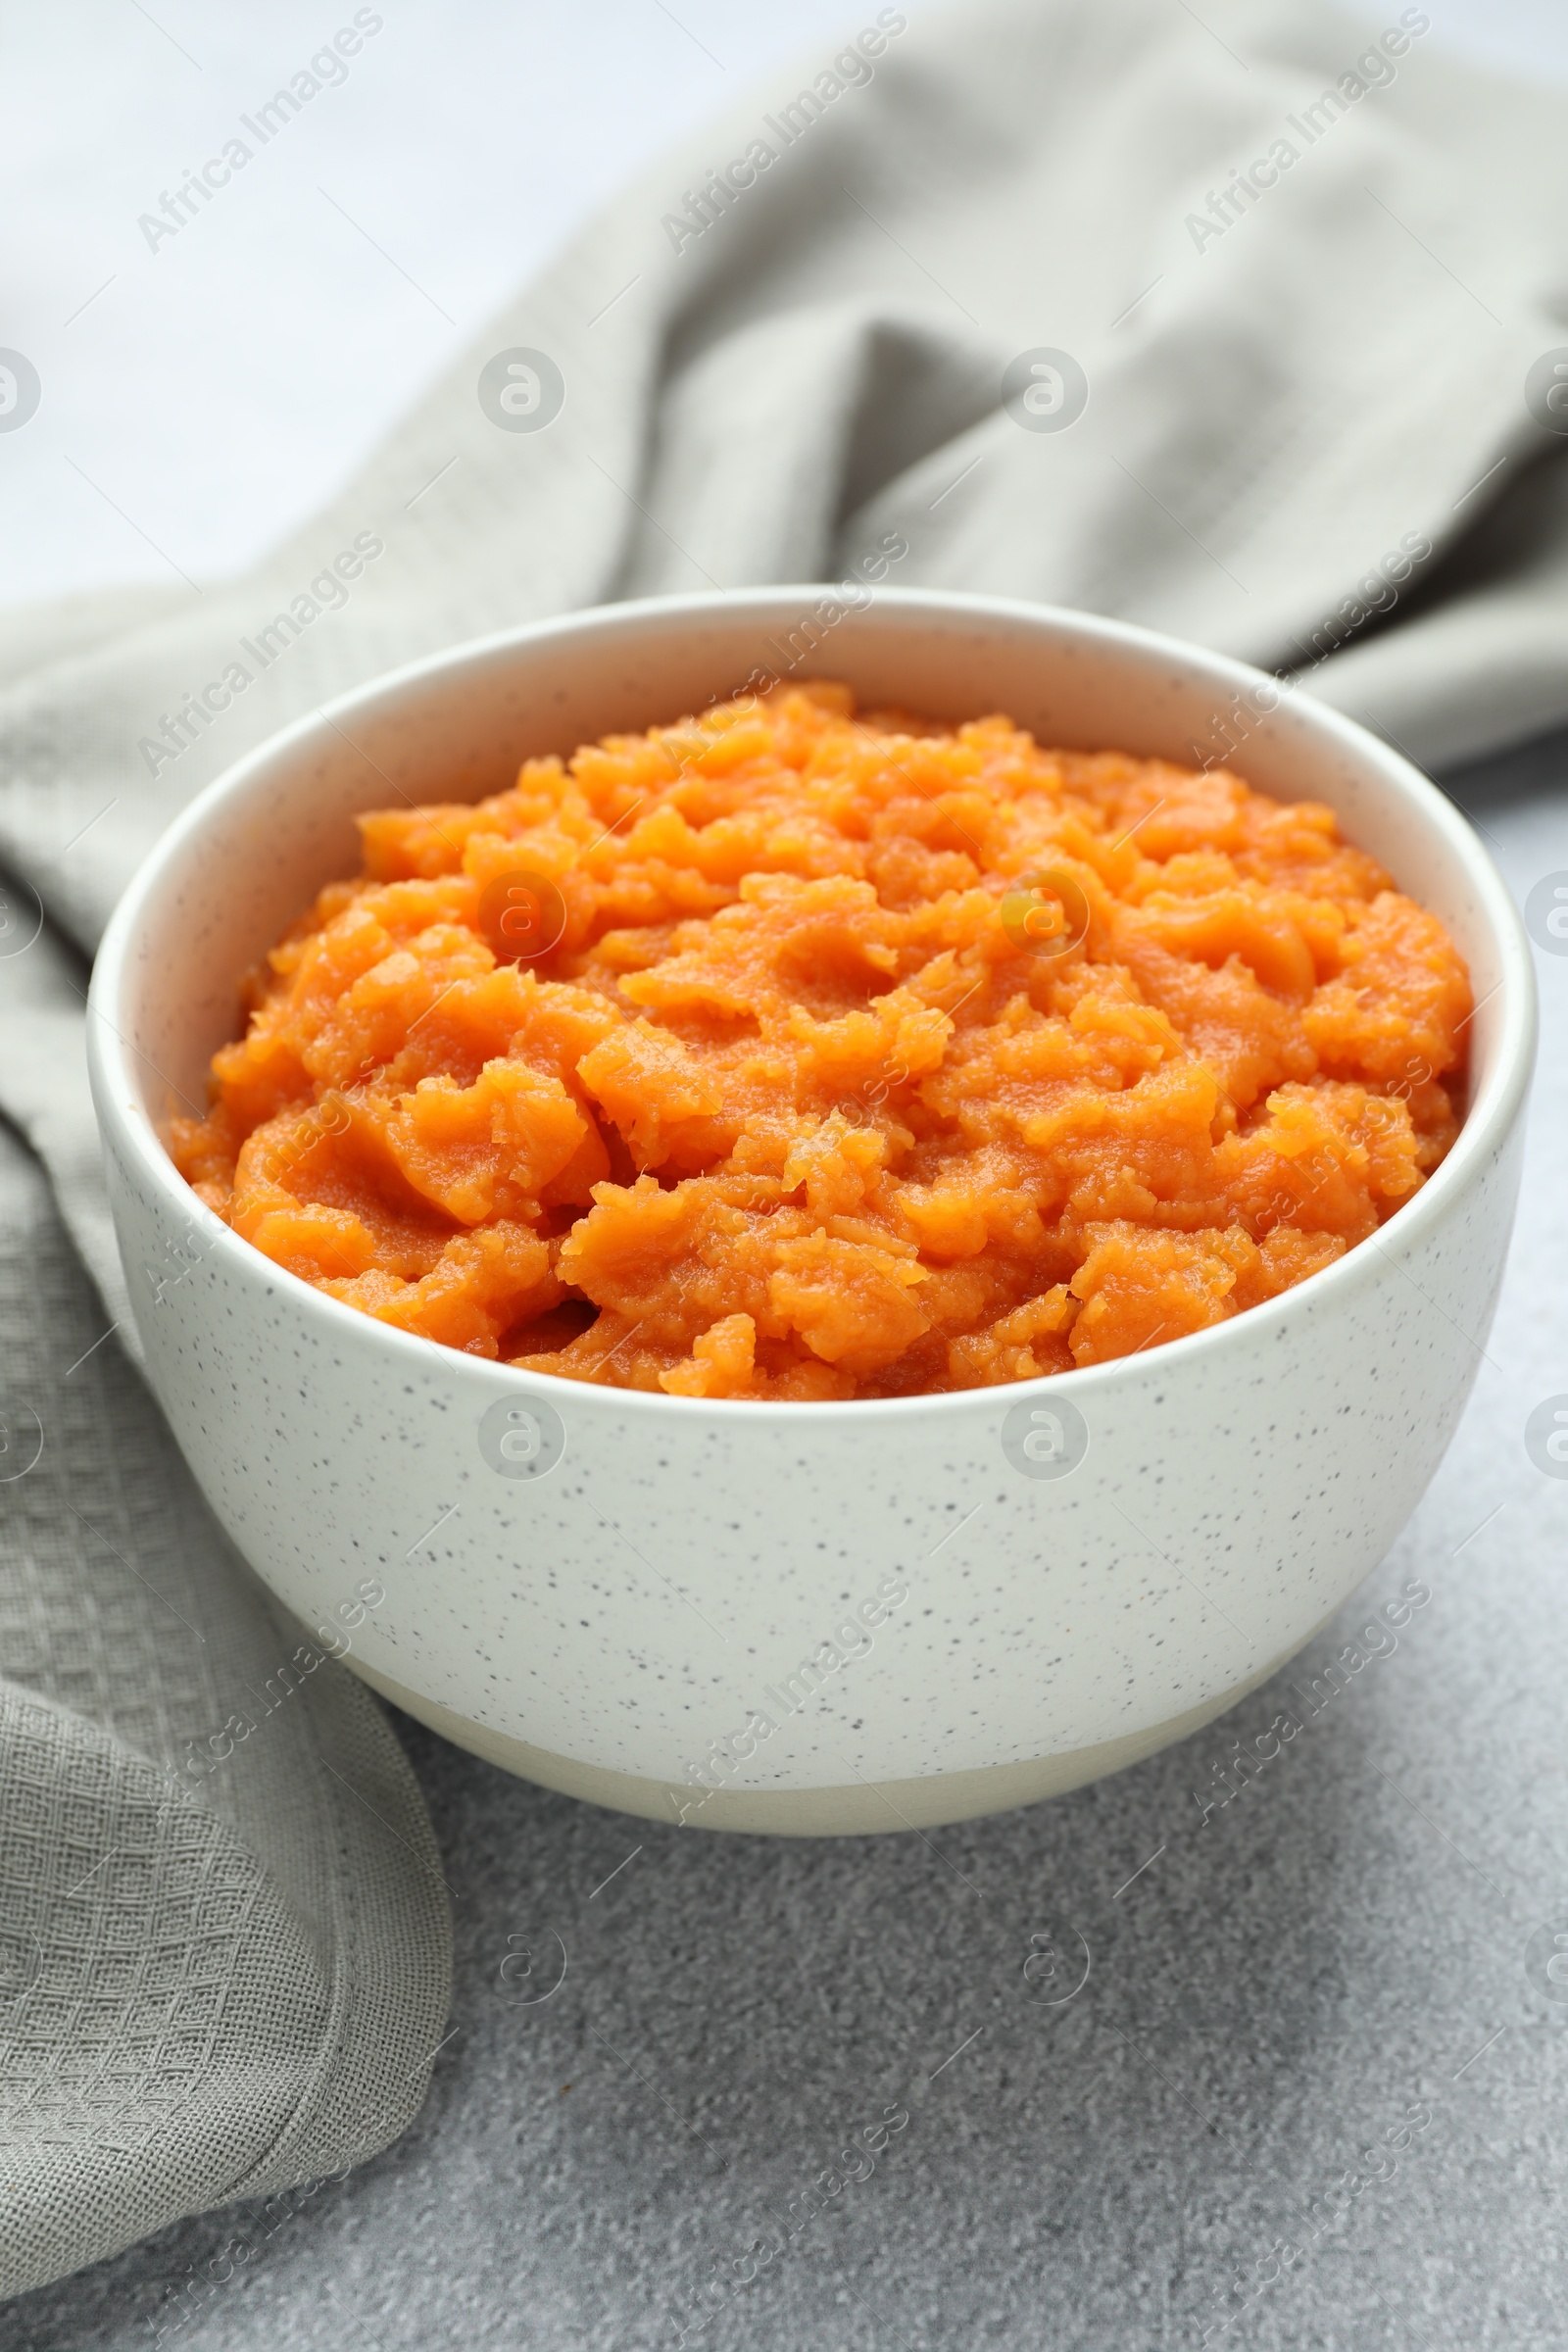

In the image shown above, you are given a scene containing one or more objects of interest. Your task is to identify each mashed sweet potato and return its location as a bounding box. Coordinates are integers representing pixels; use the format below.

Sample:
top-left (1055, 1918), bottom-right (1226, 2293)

top-left (171, 683), bottom-right (1470, 1399)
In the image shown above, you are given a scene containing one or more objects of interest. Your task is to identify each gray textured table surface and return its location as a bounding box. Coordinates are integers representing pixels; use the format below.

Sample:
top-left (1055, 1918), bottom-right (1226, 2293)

top-left (6, 731), bottom-right (1566, 2350)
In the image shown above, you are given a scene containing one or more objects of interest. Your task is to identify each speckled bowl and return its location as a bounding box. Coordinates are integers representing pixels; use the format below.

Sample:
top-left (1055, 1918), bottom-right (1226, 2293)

top-left (87, 589), bottom-right (1536, 1835)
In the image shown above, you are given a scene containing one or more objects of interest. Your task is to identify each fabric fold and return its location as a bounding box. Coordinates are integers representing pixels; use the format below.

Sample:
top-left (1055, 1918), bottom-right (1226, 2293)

top-left (4, 0), bottom-right (1568, 2293)
top-left (0, 1128), bottom-right (449, 2298)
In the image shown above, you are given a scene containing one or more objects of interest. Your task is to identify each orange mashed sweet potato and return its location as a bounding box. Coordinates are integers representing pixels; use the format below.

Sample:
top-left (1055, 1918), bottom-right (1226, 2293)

top-left (171, 682), bottom-right (1470, 1400)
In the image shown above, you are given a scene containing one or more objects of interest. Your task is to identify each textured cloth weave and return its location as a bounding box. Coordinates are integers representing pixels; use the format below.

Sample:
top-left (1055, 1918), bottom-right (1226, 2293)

top-left (3, 0), bottom-right (1567, 2294)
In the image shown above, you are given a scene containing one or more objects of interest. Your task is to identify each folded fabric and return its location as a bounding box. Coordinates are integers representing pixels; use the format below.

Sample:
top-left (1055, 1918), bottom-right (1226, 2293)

top-left (4, 0), bottom-right (1566, 2294)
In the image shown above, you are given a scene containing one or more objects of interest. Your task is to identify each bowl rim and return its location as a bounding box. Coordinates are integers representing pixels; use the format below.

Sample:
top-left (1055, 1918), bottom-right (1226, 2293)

top-left (88, 583), bottom-right (1539, 1428)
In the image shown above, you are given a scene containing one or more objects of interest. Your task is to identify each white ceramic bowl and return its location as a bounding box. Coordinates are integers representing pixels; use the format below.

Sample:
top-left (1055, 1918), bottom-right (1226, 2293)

top-left (88, 589), bottom-right (1536, 1835)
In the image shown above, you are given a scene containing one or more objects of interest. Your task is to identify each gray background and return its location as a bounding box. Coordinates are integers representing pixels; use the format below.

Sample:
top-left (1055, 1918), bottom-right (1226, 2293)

top-left (6, 4), bottom-right (1568, 2347)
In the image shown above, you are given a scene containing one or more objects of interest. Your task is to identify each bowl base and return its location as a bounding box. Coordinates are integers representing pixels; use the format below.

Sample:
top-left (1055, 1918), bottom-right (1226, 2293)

top-left (347, 1645), bottom-right (1302, 1837)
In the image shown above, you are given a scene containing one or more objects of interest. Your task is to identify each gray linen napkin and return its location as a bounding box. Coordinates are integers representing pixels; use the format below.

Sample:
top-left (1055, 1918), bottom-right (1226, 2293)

top-left (3, 0), bottom-right (1566, 2296)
